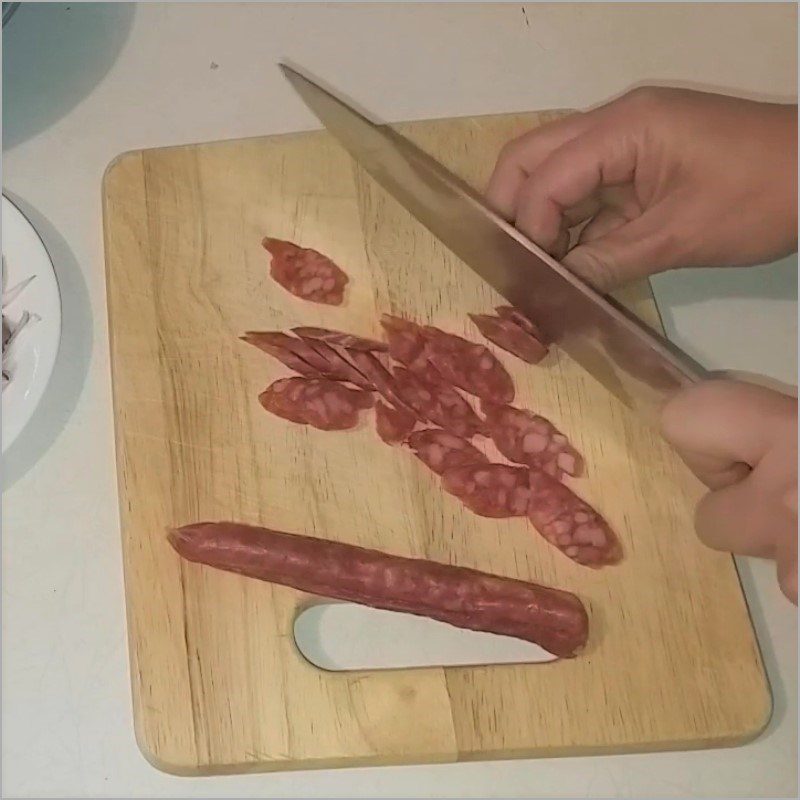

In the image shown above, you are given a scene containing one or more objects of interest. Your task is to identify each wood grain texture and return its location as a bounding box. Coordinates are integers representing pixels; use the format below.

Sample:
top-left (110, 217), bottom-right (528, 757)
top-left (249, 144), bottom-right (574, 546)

top-left (102, 111), bottom-right (770, 775)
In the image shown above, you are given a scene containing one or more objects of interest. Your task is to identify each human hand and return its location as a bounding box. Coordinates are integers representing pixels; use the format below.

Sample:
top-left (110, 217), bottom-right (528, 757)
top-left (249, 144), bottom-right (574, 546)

top-left (486, 87), bottom-right (798, 292)
top-left (661, 379), bottom-right (797, 604)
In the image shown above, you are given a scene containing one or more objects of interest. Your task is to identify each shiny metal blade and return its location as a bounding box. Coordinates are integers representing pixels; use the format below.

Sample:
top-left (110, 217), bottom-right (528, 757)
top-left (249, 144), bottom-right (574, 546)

top-left (280, 64), bottom-right (706, 423)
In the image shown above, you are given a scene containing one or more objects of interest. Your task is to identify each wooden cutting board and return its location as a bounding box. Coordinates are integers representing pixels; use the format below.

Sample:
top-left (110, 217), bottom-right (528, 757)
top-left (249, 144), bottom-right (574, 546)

top-left (102, 110), bottom-right (770, 776)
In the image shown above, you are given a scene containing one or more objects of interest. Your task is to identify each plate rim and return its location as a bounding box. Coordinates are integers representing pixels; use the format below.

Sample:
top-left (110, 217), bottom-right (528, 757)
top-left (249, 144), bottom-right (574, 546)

top-left (2, 193), bottom-right (63, 453)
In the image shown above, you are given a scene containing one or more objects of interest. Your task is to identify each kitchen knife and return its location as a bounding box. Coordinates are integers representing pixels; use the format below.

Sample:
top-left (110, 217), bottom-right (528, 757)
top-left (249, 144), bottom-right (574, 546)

top-left (280, 64), bottom-right (707, 425)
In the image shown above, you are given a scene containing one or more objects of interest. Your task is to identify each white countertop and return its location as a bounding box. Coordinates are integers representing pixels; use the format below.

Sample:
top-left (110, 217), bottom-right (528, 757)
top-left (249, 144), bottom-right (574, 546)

top-left (2, 3), bottom-right (797, 797)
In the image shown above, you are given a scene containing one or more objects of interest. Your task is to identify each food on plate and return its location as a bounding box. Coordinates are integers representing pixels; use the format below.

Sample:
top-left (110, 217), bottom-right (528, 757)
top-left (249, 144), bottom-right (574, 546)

top-left (259, 376), bottom-right (373, 431)
top-left (481, 401), bottom-right (584, 478)
top-left (262, 237), bottom-right (348, 305)
top-left (2, 256), bottom-right (37, 389)
top-left (169, 521), bottom-right (589, 657)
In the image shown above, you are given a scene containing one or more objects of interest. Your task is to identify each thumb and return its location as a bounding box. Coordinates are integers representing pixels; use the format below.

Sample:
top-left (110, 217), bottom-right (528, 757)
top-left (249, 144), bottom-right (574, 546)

top-left (562, 209), bottom-right (672, 293)
top-left (660, 379), bottom-right (797, 489)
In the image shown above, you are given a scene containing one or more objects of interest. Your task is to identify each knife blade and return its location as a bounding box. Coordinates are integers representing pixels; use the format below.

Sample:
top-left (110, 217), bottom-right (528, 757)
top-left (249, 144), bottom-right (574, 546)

top-left (280, 64), bottom-right (707, 424)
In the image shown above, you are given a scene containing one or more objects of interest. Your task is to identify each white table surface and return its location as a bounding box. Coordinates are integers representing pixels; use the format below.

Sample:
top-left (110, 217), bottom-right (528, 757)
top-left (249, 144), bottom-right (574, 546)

top-left (2, 3), bottom-right (797, 798)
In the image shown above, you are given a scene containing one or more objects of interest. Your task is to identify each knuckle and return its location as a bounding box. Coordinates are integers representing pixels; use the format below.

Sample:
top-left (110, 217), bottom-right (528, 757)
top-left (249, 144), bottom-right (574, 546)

top-left (624, 85), bottom-right (666, 110)
top-left (496, 136), bottom-right (526, 167)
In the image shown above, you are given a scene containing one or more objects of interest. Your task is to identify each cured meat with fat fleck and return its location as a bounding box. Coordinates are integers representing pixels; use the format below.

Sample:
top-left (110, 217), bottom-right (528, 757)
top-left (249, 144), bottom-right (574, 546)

top-left (441, 463), bottom-right (532, 518)
top-left (394, 366), bottom-right (485, 439)
top-left (527, 469), bottom-right (622, 567)
top-left (482, 401), bottom-right (584, 478)
top-left (495, 306), bottom-right (548, 342)
top-left (243, 331), bottom-right (371, 389)
top-left (469, 312), bottom-right (548, 365)
top-left (259, 377), bottom-right (373, 431)
top-left (423, 327), bottom-right (515, 404)
top-left (240, 332), bottom-right (323, 379)
top-left (263, 238), bottom-right (348, 305)
top-left (380, 314), bottom-right (429, 371)
top-left (296, 337), bottom-right (375, 390)
top-left (169, 521), bottom-right (589, 657)
top-left (407, 429), bottom-right (488, 475)
top-left (291, 326), bottom-right (388, 353)
top-left (375, 401), bottom-right (417, 445)
top-left (347, 350), bottom-right (417, 416)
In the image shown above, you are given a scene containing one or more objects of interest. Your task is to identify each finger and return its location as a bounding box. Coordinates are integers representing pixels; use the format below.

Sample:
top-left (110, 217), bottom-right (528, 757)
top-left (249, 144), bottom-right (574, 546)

top-left (694, 473), bottom-right (779, 558)
top-left (561, 209), bottom-right (669, 291)
top-left (563, 196), bottom-right (602, 227)
top-left (552, 229), bottom-right (570, 261)
top-left (660, 379), bottom-right (797, 488)
top-left (486, 112), bottom-right (596, 218)
top-left (675, 450), bottom-right (752, 491)
top-left (511, 124), bottom-right (639, 250)
top-left (575, 206), bottom-right (630, 245)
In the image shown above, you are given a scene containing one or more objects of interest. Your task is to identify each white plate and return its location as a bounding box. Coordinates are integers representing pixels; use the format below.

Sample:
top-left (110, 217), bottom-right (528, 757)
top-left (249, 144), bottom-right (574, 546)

top-left (2, 195), bottom-right (62, 453)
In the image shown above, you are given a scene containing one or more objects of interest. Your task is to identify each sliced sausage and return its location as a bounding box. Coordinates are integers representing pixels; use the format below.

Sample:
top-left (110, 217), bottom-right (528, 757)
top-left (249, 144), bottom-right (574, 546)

top-left (394, 366), bottom-right (485, 439)
top-left (441, 463), bottom-right (532, 518)
top-left (347, 350), bottom-right (418, 417)
top-left (375, 401), bottom-right (417, 445)
top-left (380, 314), bottom-right (429, 371)
top-left (169, 521), bottom-right (589, 657)
top-left (495, 306), bottom-right (548, 342)
top-left (469, 312), bottom-right (548, 365)
top-left (259, 377), bottom-right (373, 431)
top-left (243, 331), bottom-right (372, 389)
top-left (407, 429), bottom-right (488, 475)
top-left (263, 237), bottom-right (348, 306)
top-left (291, 326), bottom-right (388, 353)
top-left (423, 327), bottom-right (515, 404)
top-left (528, 469), bottom-right (622, 567)
top-left (296, 337), bottom-right (375, 390)
top-left (482, 401), bottom-right (584, 478)
top-left (240, 333), bottom-right (323, 379)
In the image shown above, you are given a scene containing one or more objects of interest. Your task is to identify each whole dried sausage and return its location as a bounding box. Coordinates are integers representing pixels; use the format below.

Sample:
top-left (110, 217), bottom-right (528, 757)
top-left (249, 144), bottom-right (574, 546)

top-left (169, 521), bottom-right (589, 657)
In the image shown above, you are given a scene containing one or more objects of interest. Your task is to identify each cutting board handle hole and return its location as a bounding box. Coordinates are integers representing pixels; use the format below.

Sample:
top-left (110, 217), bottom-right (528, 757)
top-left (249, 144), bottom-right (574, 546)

top-left (293, 602), bottom-right (556, 671)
